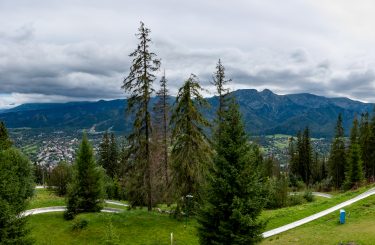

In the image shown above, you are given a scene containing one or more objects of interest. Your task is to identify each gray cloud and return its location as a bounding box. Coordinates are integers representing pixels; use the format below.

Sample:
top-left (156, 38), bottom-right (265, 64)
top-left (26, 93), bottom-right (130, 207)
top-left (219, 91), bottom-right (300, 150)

top-left (1, 0), bottom-right (375, 107)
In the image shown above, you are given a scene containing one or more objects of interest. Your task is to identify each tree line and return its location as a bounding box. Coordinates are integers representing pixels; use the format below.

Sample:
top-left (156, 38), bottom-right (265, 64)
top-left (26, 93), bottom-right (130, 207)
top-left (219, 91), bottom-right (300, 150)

top-left (288, 111), bottom-right (375, 191)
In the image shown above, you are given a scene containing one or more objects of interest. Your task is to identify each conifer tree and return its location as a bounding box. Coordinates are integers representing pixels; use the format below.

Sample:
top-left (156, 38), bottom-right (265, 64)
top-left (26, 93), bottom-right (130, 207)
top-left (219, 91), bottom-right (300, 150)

top-left (99, 132), bottom-right (111, 171)
top-left (170, 74), bottom-right (212, 207)
top-left (153, 72), bottom-right (170, 188)
top-left (359, 112), bottom-right (371, 179)
top-left (122, 21), bottom-right (160, 211)
top-left (64, 133), bottom-right (104, 220)
top-left (99, 132), bottom-right (119, 179)
top-left (288, 137), bottom-right (299, 178)
top-left (263, 156), bottom-right (280, 179)
top-left (296, 130), bottom-right (303, 180)
top-left (344, 116), bottom-right (363, 189)
top-left (198, 101), bottom-right (267, 245)
top-left (367, 109), bottom-right (375, 180)
top-left (328, 114), bottom-right (347, 188)
top-left (212, 59), bottom-right (231, 128)
top-left (0, 121), bottom-right (12, 150)
top-left (108, 133), bottom-right (119, 178)
top-left (0, 122), bottom-right (34, 244)
top-left (48, 161), bottom-right (73, 196)
top-left (301, 127), bottom-right (313, 185)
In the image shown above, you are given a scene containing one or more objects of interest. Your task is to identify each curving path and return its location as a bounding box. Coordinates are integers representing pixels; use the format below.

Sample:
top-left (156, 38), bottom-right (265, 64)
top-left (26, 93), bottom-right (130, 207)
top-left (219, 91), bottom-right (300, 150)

top-left (311, 192), bottom-right (332, 198)
top-left (34, 186), bottom-right (129, 207)
top-left (289, 192), bottom-right (332, 198)
top-left (105, 200), bottom-right (129, 207)
top-left (21, 206), bottom-right (123, 217)
top-left (262, 187), bottom-right (375, 238)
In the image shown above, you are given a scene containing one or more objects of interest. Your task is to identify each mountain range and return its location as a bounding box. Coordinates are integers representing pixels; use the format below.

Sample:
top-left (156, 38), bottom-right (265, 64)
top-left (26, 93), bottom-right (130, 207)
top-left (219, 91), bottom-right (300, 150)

top-left (0, 89), bottom-right (373, 137)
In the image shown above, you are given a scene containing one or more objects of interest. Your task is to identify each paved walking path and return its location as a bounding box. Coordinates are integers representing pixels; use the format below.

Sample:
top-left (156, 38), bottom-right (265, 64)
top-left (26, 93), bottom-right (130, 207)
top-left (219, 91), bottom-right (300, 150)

top-left (105, 200), bottom-right (129, 207)
top-left (311, 192), bottom-right (332, 198)
top-left (289, 192), bottom-right (332, 198)
top-left (21, 206), bottom-right (123, 217)
top-left (262, 187), bottom-right (375, 238)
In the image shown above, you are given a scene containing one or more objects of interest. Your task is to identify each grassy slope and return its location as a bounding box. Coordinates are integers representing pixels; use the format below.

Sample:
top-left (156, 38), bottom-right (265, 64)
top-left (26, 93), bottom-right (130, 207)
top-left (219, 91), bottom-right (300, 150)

top-left (27, 186), bottom-right (375, 244)
top-left (27, 189), bottom-right (197, 244)
top-left (262, 185), bottom-right (374, 230)
top-left (261, 195), bottom-right (375, 245)
top-left (28, 211), bottom-right (198, 245)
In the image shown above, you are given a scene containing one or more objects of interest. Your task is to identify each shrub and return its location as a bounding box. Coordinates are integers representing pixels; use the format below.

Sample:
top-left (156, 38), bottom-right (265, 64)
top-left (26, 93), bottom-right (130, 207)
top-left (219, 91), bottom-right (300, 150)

top-left (314, 177), bottom-right (333, 192)
top-left (288, 194), bottom-right (304, 206)
top-left (303, 191), bottom-right (315, 202)
top-left (48, 161), bottom-right (73, 196)
top-left (266, 176), bottom-right (289, 209)
top-left (104, 175), bottom-right (127, 200)
top-left (72, 219), bottom-right (88, 231)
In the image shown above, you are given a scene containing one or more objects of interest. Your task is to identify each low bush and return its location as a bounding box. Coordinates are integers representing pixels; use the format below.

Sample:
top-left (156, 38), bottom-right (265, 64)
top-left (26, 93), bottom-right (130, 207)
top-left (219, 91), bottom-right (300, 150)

top-left (303, 191), bottom-right (315, 202)
top-left (288, 194), bottom-right (304, 206)
top-left (72, 218), bottom-right (88, 231)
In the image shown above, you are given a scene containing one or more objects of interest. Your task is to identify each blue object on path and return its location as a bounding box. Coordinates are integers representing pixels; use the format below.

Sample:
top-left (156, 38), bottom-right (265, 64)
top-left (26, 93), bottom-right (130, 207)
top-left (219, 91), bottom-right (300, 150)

top-left (340, 209), bottom-right (345, 224)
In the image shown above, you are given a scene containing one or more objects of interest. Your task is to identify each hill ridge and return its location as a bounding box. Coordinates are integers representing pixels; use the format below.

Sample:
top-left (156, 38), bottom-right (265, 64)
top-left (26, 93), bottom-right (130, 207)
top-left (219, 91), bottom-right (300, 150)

top-left (1, 89), bottom-right (373, 137)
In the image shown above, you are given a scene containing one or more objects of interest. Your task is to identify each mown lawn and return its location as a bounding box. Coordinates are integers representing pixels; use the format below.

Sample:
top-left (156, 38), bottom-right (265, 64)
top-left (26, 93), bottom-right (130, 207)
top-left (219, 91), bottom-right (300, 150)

top-left (261, 195), bottom-right (375, 245)
top-left (28, 211), bottom-right (198, 245)
top-left (261, 184), bottom-right (375, 230)
top-left (27, 185), bottom-right (375, 244)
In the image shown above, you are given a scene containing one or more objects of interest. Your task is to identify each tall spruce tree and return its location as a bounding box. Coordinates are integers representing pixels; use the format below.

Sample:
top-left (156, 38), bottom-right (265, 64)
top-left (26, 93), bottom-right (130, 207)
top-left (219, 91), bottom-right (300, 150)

top-left (359, 112), bottom-right (371, 179)
top-left (368, 109), bottom-right (375, 180)
top-left (198, 101), bottom-right (267, 245)
top-left (99, 132), bottom-right (111, 171)
top-left (301, 127), bottom-right (313, 185)
top-left (122, 22), bottom-right (160, 211)
top-left (170, 74), bottom-right (212, 207)
top-left (0, 122), bottom-right (34, 244)
top-left (344, 116), bottom-right (363, 189)
top-left (64, 133), bottom-right (104, 220)
top-left (108, 133), bottom-right (119, 178)
top-left (99, 132), bottom-right (119, 179)
top-left (288, 137), bottom-right (299, 178)
top-left (153, 72), bottom-right (170, 188)
top-left (328, 114), bottom-right (347, 188)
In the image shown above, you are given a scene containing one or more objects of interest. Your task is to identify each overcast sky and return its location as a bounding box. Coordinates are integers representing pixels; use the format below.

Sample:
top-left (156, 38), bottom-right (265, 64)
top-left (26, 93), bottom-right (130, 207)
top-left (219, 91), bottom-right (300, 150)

top-left (1, 0), bottom-right (375, 108)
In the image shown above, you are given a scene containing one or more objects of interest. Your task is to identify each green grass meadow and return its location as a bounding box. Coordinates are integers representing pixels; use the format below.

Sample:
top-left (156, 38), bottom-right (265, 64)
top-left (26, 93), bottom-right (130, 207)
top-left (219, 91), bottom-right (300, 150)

top-left (26, 186), bottom-right (375, 244)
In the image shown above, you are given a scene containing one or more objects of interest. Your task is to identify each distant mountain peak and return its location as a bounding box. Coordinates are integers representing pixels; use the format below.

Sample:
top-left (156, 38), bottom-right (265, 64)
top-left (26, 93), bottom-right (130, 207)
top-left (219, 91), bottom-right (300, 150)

top-left (261, 88), bottom-right (273, 94)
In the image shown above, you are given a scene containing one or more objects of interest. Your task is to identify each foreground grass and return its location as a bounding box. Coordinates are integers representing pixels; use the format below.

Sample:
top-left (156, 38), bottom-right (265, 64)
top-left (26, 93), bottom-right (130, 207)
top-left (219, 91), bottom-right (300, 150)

top-left (28, 210), bottom-right (198, 245)
top-left (27, 185), bottom-right (375, 244)
top-left (261, 195), bottom-right (375, 245)
top-left (261, 184), bottom-right (375, 230)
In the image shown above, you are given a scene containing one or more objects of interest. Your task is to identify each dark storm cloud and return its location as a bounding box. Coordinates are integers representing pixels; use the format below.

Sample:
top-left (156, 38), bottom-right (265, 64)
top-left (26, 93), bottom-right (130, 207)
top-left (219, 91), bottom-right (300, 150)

top-left (0, 40), bottom-right (131, 99)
